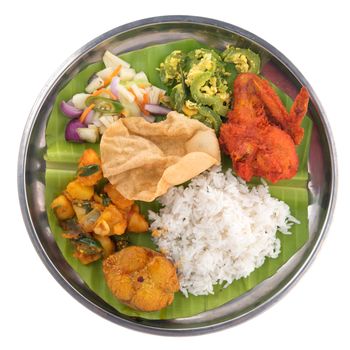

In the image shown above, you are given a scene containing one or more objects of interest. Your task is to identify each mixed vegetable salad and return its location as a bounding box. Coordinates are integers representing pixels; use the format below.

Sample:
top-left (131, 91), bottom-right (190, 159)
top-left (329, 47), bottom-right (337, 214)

top-left (60, 46), bottom-right (261, 141)
top-left (61, 51), bottom-right (170, 143)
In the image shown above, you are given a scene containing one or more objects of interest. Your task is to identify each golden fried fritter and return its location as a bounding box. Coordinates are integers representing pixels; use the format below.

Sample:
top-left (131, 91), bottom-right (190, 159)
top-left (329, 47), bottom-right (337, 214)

top-left (102, 246), bottom-right (179, 312)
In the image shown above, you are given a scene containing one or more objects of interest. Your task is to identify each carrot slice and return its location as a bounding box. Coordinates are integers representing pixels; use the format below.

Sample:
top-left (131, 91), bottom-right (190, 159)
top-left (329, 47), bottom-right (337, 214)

top-left (103, 65), bottom-right (122, 87)
top-left (142, 93), bottom-right (149, 106)
top-left (92, 89), bottom-right (117, 100)
top-left (127, 89), bottom-right (150, 115)
top-left (79, 103), bottom-right (95, 123)
top-left (127, 87), bottom-right (138, 101)
top-left (141, 93), bottom-right (150, 115)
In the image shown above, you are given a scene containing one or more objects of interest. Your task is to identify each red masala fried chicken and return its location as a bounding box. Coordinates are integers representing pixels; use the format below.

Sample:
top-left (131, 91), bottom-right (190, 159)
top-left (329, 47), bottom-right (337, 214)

top-left (219, 73), bottom-right (309, 183)
top-left (253, 77), bottom-right (309, 145)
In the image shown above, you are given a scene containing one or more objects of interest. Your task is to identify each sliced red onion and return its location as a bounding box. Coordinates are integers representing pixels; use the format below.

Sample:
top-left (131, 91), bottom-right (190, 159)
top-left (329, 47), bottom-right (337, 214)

top-left (144, 104), bottom-right (171, 115)
top-left (110, 77), bottom-right (120, 98)
top-left (65, 119), bottom-right (86, 143)
top-left (83, 110), bottom-right (95, 125)
top-left (60, 100), bottom-right (83, 118)
top-left (144, 115), bottom-right (156, 123)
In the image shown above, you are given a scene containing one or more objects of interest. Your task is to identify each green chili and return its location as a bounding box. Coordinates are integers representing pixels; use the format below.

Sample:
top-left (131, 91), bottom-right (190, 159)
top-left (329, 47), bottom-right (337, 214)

top-left (85, 96), bottom-right (123, 114)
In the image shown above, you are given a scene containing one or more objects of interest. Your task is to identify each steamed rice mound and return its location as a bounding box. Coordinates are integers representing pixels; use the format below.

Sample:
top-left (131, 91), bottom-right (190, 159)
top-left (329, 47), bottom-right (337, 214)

top-left (149, 166), bottom-right (299, 296)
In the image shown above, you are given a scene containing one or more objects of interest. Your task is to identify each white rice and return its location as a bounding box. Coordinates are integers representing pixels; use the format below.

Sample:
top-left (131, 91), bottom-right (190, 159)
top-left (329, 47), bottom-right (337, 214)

top-left (149, 166), bottom-right (299, 297)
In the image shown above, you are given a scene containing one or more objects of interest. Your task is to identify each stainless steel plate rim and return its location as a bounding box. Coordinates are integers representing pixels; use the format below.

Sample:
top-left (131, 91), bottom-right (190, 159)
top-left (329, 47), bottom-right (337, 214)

top-left (18, 15), bottom-right (337, 336)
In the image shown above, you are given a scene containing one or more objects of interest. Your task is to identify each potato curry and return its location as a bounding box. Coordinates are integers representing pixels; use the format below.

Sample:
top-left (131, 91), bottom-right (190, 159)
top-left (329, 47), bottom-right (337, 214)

top-left (51, 149), bottom-right (149, 265)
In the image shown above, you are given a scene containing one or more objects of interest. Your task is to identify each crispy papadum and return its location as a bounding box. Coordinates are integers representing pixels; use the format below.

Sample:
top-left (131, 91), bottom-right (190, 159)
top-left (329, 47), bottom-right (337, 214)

top-left (100, 112), bottom-right (221, 201)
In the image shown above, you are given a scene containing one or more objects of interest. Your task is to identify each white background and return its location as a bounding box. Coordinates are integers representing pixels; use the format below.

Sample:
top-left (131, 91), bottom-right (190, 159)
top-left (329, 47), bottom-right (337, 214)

top-left (2, 0), bottom-right (349, 349)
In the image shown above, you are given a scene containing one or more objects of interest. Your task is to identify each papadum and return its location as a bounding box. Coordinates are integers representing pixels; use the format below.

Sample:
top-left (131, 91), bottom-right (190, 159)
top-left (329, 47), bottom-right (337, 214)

top-left (100, 111), bottom-right (221, 201)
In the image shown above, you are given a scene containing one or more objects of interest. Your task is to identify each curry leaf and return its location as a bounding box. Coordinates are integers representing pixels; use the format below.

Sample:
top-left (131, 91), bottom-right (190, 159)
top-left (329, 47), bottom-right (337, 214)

top-left (77, 164), bottom-right (100, 177)
top-left (100, 193), bottom-right (111, 207)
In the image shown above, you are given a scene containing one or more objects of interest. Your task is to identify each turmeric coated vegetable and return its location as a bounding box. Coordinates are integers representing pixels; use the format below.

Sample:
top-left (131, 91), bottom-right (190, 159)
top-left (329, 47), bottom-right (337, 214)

top-left (51, 148), bottom-right (150, 265)
top-left (94, 204), bottom-right (127, 236)
top-left (77, 149), bottom-right (103, 186)
top-left (72, 236), bottom-right (103, 265)
top-left (80, 208), bottom-right (101, 233)
top-left (73, 251), bottom-right (101, 265)
top-left (131, 203), bottom-right (140, 213)
top-left (93, 234), bottom-right (115, 258)
top-left (50, 195), bottom-right (75, 220)
top-left (127, 211), bottom-right (149, 233)
top-left (65, 180), bottom-right (94, 200)
top-left (103, 246), bottom-right (179, 311)
top-left (104, 183), bottom-right (134, 210)
top-left (72, 200), bottom-right (93, 221)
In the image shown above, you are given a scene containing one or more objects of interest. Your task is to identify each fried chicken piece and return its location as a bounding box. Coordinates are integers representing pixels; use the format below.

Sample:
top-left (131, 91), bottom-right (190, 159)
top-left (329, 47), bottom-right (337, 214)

top-left (103, 246), bottom-right (179, 312)
top-left (219, 73), bottom-right (309, 183)
top-left (220, 122), bottom-right (299, 182)
top-left (253, 77), bottom-right (309, 145)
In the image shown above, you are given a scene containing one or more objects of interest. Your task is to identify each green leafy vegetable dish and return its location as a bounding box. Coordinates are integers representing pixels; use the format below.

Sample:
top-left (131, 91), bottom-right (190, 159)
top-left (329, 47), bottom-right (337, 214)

top-left (45, 39), bottom-right (312, 320)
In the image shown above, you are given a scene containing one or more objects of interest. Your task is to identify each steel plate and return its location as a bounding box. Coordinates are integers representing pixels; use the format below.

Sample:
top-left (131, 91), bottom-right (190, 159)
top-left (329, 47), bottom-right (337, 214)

top-left (18, 16), bottom-right (337, 335)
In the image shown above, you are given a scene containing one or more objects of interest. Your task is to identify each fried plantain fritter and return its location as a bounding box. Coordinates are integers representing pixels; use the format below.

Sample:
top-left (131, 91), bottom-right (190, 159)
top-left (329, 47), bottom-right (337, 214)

top-left (102, 246), bottom-right (179, 312)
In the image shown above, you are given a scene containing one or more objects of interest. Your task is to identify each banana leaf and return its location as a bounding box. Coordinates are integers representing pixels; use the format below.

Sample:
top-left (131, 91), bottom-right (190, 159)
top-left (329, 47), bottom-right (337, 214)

top-left (45, 39), bottom-right (312, 320)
